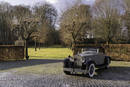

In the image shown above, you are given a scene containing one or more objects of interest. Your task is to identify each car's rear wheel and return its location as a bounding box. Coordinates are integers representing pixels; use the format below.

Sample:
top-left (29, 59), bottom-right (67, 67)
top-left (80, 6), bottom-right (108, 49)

top-left (105, 58), bottom-right (110, 69)
top-left (87, 63), bottom-right (95, 78)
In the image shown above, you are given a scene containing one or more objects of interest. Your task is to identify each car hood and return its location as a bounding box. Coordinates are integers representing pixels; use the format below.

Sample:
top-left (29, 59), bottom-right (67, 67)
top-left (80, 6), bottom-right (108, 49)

top-left (80, 54), bottom-right (94, 57)
top-left (75, 53), bottom-right (94, 58)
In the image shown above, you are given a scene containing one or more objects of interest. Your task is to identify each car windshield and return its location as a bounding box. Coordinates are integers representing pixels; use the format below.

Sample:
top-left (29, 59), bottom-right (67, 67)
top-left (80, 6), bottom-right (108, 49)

top-left (81, 51), bottom-right (97, 55)
top-left (83, 48), bottom-right (98, 52)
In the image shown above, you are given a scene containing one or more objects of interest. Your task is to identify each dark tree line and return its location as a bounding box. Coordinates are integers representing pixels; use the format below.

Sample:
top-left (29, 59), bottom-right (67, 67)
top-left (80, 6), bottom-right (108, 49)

top-left (0, 2), bottom-right (58, 59)
top-left (0, 0), bottom-right (130, 53)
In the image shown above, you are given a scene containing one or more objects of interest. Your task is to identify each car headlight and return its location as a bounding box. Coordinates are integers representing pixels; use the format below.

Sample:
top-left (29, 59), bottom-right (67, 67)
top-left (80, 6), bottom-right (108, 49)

top-left (82, 57), bottom-right (86, 63)
top-left (69, 58), bottom-right (74, 62)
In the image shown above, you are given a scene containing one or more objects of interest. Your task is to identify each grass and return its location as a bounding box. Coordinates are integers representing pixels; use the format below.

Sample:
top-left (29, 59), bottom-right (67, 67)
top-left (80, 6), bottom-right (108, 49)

top-left (110, 61), bottom-right (130, 67)
top-left (29, 47), bottom-right (73, 59)
top-left (28, 47), bottom-right (130, 61)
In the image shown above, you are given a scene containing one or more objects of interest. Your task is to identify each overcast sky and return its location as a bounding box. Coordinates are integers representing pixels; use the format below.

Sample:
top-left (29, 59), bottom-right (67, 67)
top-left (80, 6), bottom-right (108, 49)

top-left (0, 0), bottom-right (95, 14)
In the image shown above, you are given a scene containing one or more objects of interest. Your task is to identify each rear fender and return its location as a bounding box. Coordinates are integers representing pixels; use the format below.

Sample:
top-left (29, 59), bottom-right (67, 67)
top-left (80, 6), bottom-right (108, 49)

top-left (105, 56), bottom-right (111, 63)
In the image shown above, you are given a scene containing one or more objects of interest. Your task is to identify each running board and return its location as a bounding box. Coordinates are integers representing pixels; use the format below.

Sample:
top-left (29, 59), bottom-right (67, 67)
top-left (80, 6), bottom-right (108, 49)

top-left (64, 68), bottom-right (87, 74)
top-left (96, 64), bottom-right (107, 69)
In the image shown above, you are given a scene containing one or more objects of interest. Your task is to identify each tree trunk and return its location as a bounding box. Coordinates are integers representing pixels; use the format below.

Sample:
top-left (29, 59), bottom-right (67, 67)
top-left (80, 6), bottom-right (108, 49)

top-left (106, 41), bottom-right (109, 45)
top-left (72, 41), bottom-right (77, 56)
top-left (25, 40), bottom-right (29, 60)
top-left (35, 39), bottom-right (37, 51)
top-left (39, 43), bottom-right (40, 50)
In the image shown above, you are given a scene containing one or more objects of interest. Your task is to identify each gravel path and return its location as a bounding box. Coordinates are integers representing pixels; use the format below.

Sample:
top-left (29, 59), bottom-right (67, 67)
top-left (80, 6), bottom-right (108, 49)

top-left (0, 59), bottom-right (129, 87)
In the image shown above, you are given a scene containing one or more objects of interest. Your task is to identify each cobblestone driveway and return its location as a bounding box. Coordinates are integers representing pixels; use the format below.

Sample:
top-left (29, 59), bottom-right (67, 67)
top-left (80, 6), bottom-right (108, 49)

top-left (0, 59), bottom-right (129, 87)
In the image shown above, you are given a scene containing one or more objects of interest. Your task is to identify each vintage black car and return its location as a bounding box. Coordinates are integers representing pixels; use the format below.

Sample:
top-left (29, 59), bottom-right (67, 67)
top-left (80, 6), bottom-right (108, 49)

top-left (63, 47), bottom-right (111, 78)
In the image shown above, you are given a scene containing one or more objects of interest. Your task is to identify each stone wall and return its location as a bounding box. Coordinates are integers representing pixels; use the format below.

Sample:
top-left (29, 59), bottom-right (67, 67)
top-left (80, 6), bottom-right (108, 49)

top-left (0, 45), bottom-right (24, 61)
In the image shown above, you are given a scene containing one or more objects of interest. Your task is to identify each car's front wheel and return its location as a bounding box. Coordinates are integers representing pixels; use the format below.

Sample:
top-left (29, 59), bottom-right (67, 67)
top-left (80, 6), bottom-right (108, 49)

top-left (87, 63), bottom-right (95, 78)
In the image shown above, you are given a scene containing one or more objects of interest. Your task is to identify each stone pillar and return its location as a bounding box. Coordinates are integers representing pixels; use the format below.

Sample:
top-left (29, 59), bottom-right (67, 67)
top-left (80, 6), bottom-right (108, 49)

top-left (15, 36), bottom-right (24, 46)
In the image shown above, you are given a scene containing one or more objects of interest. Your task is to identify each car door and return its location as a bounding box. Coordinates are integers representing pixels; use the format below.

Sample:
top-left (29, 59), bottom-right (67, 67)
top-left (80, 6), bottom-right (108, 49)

top-left (97, 53), bottom-right (105, 65)
top-left (92, 53), bottom-right (101, 65)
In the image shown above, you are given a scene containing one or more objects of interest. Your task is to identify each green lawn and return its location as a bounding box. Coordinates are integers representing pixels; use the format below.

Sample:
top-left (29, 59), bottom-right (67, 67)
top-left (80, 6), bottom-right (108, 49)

top-left (29, 48), bottom-right (73, 59)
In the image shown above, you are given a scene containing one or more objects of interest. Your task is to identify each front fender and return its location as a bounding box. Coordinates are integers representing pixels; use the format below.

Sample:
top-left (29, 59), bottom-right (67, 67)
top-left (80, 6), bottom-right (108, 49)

top-left (63, 58), bottom-right (69, 67)
top-left (64, 58), bottom-right (74, 68)
top-left (82, 60), bottom-right (95, 69)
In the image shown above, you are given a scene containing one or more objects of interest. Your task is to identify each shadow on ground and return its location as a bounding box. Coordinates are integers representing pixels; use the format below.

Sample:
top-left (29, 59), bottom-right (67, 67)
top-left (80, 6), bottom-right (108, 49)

top-left (73, 66), bottom-right (130, 81)
top-left (94, 66), bottom-right (130, 81)
top-left (0, 59), bottom-right (63, 70)
top-left (0, 59), bottom-right (130, 82)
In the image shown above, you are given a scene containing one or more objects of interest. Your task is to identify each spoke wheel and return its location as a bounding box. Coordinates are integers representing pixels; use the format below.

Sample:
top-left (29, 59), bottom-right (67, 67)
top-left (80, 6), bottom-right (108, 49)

top-left (88, 63), bottom-right (95, 78)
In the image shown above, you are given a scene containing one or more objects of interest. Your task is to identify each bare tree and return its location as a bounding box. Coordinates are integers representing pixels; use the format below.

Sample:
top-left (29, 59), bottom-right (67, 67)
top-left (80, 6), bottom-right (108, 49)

top-left (12, 5), bottom-right (39, 60)
top-left (34, 3), bottom-right (57, 26)
top-left (0, 2), bottom-right (15, 45)
top-left (123, 0), bottom-right (130, 41)
top-left (60, 4), bottom-right (92, 54)
top-left (33, 3), bottom-right (57, 46)
top-left (92, 0), bottom-right (121, 44)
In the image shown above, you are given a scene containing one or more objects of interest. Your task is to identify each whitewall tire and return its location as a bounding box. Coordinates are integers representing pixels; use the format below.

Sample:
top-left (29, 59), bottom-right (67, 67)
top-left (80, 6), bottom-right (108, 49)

top-left (88, 63), bottom-right (95, 78)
